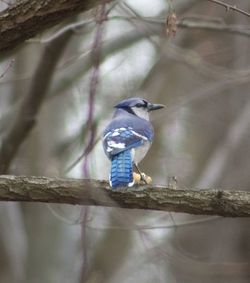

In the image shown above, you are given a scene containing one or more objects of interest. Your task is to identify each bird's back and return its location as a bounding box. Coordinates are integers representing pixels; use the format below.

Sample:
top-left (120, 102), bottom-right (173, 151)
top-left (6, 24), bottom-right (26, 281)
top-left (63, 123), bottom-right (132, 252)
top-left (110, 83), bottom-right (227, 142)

top-left (103, 109), bottom-right (154, 157)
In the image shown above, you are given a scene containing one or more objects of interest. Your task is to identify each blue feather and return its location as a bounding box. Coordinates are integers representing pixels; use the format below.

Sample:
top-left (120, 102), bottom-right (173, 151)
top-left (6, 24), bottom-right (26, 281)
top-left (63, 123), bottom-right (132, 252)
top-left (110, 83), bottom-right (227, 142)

top-left (110, 150), bottom-right (134, 188)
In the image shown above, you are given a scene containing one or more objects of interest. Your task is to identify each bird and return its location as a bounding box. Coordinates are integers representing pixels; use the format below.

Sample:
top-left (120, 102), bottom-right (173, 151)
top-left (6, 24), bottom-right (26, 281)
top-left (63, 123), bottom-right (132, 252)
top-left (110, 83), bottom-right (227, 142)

top-left (102, 97), bottom-right (164, 188)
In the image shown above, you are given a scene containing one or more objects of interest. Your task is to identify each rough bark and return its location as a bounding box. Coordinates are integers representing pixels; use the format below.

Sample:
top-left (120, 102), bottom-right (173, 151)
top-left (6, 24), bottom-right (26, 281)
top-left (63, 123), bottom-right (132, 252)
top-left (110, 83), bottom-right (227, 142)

top-left (0, 0), bottom-right (103, 53)
top-left (0, 175), bottom-right (249, 217)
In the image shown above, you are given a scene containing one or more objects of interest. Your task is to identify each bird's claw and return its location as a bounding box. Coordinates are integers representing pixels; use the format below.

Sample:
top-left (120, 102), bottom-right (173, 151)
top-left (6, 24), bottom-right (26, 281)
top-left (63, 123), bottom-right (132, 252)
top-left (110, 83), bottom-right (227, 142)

top-left (133, 172), bottom-right (152, 185)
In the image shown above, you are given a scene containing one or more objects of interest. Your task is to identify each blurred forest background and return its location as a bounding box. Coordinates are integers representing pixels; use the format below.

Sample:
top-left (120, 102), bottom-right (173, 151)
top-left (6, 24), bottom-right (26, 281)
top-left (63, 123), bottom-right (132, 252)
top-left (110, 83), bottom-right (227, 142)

top-left (0, 0), bottom-right (250, 282)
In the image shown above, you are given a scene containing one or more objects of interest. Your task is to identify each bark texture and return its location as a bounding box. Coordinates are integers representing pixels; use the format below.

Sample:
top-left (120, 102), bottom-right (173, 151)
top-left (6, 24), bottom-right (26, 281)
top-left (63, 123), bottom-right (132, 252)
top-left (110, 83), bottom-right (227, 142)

top-left (0, 175), bottom-right (249, 217)
top-left (0, 0), bottom-right (102, 53)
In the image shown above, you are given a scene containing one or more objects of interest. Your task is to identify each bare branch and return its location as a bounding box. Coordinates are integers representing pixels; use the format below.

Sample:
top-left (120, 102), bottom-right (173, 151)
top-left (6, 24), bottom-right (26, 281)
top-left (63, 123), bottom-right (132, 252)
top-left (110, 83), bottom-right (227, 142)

top-left (177, 19), bottom-right (250, 38)
top-left (0, 175), bottom-right (249, 217)
top-left (83, 2), bottom-right (107, 176)
top-left (207, 0), bottom-right (250, 18)
top-left (0, 58), bottom-right (14, 79)
top-left (196, 99), bottom-right (250, 188)
top-left (0, 0), bottom-right (107, 54)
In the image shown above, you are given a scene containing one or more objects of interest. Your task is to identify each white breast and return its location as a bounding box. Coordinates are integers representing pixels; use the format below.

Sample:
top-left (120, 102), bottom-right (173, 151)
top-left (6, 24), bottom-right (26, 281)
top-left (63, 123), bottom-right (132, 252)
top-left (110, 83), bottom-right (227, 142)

top-left (131, 142), bottom-right (151, 165)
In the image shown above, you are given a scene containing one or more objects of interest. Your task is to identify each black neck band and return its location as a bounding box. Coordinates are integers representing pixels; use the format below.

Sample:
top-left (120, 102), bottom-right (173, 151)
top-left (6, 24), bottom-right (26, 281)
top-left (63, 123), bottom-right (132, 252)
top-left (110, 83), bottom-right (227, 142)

top-left (123, 107), bottom-right (136, 116)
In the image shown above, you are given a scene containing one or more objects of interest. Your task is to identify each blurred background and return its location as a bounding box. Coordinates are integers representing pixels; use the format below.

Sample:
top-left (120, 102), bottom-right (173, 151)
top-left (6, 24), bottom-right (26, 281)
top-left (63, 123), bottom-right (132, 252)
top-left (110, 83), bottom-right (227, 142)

top-left (0, 0), bottom-right (250, 282)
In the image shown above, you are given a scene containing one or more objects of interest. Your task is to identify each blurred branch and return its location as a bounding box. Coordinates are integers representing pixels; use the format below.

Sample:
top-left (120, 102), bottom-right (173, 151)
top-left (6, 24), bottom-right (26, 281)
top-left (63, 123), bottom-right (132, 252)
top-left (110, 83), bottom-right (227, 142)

top-left (125, 16), bottom-right (250, 38)
top-left (177, 19), bottom-right (250, 37)
top-left (51, 21), bottom-right (163, 97)
top-left (0, 175), bottom-right (250, 217)
top-left (0, 58), bottom-right (14, 78)
top-left (207, 0), bottom-right (250, 18)
top-left (0, 0), bottom-right (108, 54)
top-left (47, 18), bottom-right (250, 100)
top-left (196, 99), bottom-right (250, 188)
top-left (2, 18), bottom-right (249, 98)
top-left (0, 25), bottom-right (72, 173)
top-left (83, 2), bottom-right (107, 176)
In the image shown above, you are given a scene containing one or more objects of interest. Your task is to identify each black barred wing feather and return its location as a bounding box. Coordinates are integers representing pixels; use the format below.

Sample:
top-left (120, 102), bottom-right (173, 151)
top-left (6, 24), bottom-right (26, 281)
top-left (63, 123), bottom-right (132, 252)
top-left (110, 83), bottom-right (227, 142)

top-left (103, 127), bottom-right (150, 158)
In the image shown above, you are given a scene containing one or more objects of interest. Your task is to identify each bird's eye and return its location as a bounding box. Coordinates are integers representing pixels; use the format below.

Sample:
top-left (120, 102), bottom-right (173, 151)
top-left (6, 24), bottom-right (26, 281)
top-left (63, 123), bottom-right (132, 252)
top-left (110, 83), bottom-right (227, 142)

top-left (135, 103), bottom-right (144, 107)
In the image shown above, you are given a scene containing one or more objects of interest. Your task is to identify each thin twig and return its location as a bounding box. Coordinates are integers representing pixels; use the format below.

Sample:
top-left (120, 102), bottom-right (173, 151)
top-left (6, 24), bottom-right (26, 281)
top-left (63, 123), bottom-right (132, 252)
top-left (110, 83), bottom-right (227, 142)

top-left (65, 133), bottom-right (101, 174)
top-left (111, 15), bottom-right (250, 38)
top-left (85, 216), bottom-right (220, 230)
top-left (177, 19), bottom-right (250, 37)
top-left (0, 59), bottom-right (14, 79)
top-left (83, 1), bottom-right (107, 176)
top-left (196, 92), bottom-right (250, 188)
top-left (119, 2), bottom-right (159, 47)
top-left (207, 0), bottom-right (250, 18)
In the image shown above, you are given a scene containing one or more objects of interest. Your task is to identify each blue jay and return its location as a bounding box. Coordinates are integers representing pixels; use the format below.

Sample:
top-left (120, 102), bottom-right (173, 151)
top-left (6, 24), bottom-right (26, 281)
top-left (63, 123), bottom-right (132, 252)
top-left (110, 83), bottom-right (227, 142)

top-left (102, 97), bottom-right (164, 188)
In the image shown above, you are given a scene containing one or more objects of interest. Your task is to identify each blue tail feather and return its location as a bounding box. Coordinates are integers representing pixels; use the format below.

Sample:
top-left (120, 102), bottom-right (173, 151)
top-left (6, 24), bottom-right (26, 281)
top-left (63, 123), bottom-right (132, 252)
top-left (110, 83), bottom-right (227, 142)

top-left (110, 150), bottom-right (133, 188)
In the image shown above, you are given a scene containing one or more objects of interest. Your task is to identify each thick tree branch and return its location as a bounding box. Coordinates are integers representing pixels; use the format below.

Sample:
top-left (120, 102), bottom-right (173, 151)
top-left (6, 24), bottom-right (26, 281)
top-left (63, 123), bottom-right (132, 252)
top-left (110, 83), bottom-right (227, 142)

top-left (0, 175), bottom-right (249, 217)
top-left (0, 0), bottom-right (104, 54)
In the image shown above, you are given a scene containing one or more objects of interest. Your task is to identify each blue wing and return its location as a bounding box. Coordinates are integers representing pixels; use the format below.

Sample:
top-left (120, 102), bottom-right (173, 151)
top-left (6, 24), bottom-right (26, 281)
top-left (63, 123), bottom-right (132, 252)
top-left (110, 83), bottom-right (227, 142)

top-left (103, 127), bottom-right (146, 157)
top-left (102, 111), bottom-right (154, 158)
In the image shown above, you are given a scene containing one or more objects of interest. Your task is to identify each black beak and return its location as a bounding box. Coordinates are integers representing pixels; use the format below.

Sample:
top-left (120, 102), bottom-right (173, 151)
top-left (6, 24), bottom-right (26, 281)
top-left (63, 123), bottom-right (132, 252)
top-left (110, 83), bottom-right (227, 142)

top-left (147, 103), bottom-right (165, 111)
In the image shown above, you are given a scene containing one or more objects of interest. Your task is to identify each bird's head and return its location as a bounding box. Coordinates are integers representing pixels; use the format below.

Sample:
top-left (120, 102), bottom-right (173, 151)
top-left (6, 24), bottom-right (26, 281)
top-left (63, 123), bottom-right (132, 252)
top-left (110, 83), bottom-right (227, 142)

top-left (115, 97), bottom-right (165, 120)
top-left (114, 97), bottom-right (164, 120)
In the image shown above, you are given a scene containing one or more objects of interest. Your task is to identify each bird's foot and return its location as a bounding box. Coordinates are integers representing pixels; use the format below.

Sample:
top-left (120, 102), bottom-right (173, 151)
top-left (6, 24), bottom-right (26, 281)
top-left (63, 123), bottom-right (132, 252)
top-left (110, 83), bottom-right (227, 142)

top-left (133, 172), bottom-right (152, 185)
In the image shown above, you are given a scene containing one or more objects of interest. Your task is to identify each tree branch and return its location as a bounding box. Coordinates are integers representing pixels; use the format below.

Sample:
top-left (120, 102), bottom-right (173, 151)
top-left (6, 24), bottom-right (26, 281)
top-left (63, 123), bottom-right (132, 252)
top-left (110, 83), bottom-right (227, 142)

top-left (207, 0), bottom-right (250, 18)
top-left (177, 19), bottom-right (250, 38)
top-left (0, 0), bottom-right (105, 54)
top-left (0, 175), bottom-right (249, 217)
